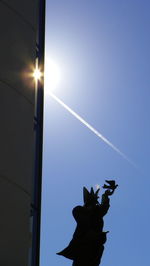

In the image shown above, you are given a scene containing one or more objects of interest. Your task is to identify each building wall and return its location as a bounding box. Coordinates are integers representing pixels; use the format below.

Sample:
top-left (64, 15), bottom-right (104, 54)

top-left (0, 1), bottom-right (39, 265)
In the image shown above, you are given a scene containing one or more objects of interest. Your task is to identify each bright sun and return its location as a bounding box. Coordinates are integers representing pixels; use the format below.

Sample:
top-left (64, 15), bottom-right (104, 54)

top-left (44, 58), bottom-right (61, 91)
top-left (33, 67), bottom-right (42, 81)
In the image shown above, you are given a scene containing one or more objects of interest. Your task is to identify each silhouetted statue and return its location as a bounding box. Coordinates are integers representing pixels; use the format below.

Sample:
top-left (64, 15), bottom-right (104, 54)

top-left (57, 180), bottom-right (118, 266)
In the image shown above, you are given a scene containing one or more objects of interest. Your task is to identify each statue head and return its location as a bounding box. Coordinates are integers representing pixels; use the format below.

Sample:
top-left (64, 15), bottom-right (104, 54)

top-left (83, 187), bottom-right (100, 206)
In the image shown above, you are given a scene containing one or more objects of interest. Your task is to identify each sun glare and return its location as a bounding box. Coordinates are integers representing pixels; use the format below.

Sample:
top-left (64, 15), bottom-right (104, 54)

top-left (44, 58), bottom-right (61, 91)
top-left (33, 67), bottom-right (42, 81)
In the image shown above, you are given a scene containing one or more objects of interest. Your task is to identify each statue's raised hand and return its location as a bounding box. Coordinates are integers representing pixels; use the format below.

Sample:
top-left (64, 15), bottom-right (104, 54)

top-left (104, 189), bottom-right (114, 196)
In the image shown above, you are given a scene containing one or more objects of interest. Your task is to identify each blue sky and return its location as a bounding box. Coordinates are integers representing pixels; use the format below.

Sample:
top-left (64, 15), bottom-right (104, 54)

top-left (40, 1), bottom-right (150, 265)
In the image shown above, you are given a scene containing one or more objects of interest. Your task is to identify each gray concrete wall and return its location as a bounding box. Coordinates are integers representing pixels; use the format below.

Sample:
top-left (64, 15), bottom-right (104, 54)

top-left (0, 1), bottom-right (39, 265)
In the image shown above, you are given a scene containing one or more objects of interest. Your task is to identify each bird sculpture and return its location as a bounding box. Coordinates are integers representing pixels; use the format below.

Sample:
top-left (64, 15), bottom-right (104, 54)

top-left (103, 180), bottom-right (118, 190)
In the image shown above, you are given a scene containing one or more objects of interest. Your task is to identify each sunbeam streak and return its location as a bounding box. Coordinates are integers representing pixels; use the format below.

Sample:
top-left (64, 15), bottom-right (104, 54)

top-left (49, 92), bottom-right (137, 168)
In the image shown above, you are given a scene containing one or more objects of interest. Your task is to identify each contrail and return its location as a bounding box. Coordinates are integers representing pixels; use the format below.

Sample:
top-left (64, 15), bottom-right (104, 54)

top-left (49, 92), bottom-right (136, 168)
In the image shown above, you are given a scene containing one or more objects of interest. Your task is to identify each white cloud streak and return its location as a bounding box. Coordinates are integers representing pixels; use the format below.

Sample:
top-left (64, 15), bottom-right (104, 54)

top-left (49, 92), bottom-right (136, 168)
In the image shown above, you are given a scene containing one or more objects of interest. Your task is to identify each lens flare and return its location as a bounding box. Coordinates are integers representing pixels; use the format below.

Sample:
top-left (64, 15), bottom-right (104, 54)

top-left (33, 67), bottom-right (42, 81)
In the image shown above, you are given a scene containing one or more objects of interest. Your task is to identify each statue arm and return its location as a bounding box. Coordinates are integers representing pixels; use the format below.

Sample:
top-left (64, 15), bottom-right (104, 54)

top-left (100, 191), bottom-right (110, 216)
top-left (100, 188), bottom-right (115, 216)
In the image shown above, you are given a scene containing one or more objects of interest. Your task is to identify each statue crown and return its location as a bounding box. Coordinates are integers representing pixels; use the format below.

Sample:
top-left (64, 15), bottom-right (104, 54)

top-left (83, 187), bottom-right (100, 205)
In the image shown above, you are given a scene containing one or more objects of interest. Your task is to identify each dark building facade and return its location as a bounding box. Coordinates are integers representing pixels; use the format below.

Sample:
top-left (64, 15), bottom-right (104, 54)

top-left (0, 1), bottom-right (45, 265)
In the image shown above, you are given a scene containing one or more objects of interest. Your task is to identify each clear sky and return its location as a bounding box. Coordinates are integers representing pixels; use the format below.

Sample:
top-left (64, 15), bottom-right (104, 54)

top-left (40, 1), bottom-right (150, 266)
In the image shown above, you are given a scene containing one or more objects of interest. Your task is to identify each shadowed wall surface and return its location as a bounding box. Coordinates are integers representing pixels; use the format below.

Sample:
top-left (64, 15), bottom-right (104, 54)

top-left (0, 1), bottom-right (39, 265)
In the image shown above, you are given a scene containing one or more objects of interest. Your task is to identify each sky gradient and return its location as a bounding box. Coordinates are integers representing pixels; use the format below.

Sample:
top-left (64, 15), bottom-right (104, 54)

top-left (40, 1), bottom-right (150, 266)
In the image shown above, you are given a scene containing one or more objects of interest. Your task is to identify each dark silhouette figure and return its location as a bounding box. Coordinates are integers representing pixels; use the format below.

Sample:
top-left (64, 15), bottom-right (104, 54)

top-left (57, 180), bottom-right (118, 266)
